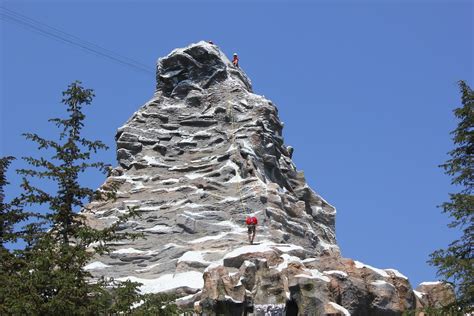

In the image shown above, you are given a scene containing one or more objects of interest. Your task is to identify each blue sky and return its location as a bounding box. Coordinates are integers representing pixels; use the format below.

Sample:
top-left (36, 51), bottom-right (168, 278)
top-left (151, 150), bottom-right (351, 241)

top-left (1, 0), bottom-right (472, 287)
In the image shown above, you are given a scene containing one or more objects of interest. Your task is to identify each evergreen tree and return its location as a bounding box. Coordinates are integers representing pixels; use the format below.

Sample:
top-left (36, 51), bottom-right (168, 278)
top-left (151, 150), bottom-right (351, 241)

top-left (429, 80), bottom-right (473, 312)
top-left (2, 81), bottom-right (143, 314)
top-left (1, 156), bottom-right (18, 249)
top-left (0, 156), bottom-right (20, 314)
top-left (1, 82), bottom-right (184, 315)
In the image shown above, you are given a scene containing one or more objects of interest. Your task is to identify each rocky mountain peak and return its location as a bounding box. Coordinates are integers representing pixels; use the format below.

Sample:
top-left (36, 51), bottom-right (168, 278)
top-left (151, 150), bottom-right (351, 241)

top-left (156, 41), bottom-right (252, 97)
top-left (84, 42), bottom-right (453, 315)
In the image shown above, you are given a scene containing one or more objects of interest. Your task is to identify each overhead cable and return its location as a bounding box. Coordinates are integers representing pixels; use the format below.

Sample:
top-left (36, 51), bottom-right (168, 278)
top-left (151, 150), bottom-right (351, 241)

top-left (0, 7), bottom-right (154, 75)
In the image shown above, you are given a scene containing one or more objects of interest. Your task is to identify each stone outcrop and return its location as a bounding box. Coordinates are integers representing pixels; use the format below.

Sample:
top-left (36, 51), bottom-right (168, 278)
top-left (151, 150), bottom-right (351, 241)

top-left (84, 41), bottom-right (455, 315)
top-left (414, 282), bottom-right (456, 313)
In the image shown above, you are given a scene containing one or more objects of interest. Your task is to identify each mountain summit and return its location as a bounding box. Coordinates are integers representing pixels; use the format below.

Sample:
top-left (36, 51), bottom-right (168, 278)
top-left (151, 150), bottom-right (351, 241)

top-left (85, 41), bottom-right (452, 315)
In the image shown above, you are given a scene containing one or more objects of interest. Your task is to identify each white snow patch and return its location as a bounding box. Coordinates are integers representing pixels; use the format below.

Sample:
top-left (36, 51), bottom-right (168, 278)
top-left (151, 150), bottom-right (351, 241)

top-left (224, 295), bottom-right (243, 303)
top-left (295, 269), bottom-right (330, 282)
top-left (84, 261), bottom-right (110, 270)
top-left (215, 220), bottom-right (247, 233)
top-left (385, 268), bottom-right (408, 280)
top-left (274, 244), bottom-right (303, 252)
top-left (204, 260), bottom-right (224, 272)
top-left (413, 290), bottom-right (425, 300)
top-left (177, 251), bottom-right (210, 264)
top-left (163, 243), bottom-right (184, 249)
top-left (354, 261), bottom-right (390, 278)
top-left (136, 262), bottom-right (161, 273)
top-left (131, 300), bottom-right (144, 309)
top-left (143, 225), bottom-right (173, 233)
top-left (130, 182), bottom-right (146, 192)
top-left (151, 186), bottom-right (197, 193)
top-left (112, 248), bottom-right (147, 254)
top-left (224, 244), bottom-right (274, 259)
top-left (218, 196), bottom-right (239, 203)
top-left (323, 270), bottom-right (348, 278)
top-left (419, 281), bottom-right (443, 286)
top-left (276, 254), bottom-right (302, 272)
top-left (183, 203), bottom-right (204, 209)
top-left (239, 140), bottom-right (256, 157)
top-left (371, 280), bottom-right (395, 288)
top-left (185, 172), bottom-right (204, 180)
top-left (117, 271), bottom-right (203, 294)
top-left (224, 242), bottom-right (305, 260)
top-left (328, 302), bottom-right (350, 316)
top-left (160, 178), bottom-right (180, 185)
top-left (318, 239), bottom-right (340, 251)
top-left (224, 160), bottom-right (243, 183)
top-left (176, 293), bottom-right (197, 303)
top-left (189, 232), bottom-right (228, 244)
top-left (226, 143), bottom-right (237, 153)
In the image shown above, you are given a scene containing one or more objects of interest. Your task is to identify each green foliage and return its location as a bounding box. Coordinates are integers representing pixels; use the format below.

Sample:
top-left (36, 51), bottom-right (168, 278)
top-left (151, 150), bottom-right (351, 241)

top-left (106, 280), bottom-right (143, 314)
top-left (133, 293), bottom-right (183, 315)
top-left (0, 156), bottom-right (35, 248)
top-left (0, 81), bottom-right (156, 315)
top-left (429, 80), bottom-right (474, 312)
top-left (403, 306), bottom-right (464, 316)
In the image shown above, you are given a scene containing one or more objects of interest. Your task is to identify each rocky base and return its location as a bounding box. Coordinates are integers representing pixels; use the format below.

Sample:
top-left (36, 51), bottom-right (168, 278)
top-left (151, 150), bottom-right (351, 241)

top-left (177, 250), bottom-right (415, 315)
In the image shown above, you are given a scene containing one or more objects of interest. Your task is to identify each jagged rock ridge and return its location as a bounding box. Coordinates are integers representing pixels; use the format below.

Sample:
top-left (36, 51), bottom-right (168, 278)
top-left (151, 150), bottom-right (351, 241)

top-left (84, 42), bottom-right (453, 315)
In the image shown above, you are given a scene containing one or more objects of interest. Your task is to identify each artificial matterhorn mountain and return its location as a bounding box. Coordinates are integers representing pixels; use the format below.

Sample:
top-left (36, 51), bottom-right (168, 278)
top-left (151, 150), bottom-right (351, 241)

top-left (84, 41), bottom-right (454, 315)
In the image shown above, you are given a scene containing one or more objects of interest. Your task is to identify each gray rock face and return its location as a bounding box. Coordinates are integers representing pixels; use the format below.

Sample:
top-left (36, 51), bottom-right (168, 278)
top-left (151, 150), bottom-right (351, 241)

top-left (84, 42), bottom-right (450, 315)
top-left (86, 40), bottom-right (337, 270)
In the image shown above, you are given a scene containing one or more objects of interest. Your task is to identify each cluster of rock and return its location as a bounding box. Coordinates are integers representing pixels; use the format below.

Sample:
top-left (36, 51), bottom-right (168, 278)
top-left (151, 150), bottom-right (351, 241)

top-left (84, 41), bottom-right (455, 315)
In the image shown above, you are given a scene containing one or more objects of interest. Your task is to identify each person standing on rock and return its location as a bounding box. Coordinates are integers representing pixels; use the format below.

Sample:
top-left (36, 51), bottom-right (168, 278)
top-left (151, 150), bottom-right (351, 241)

top-left (232, 53), bottom-right (239, 67)
top-left (246, 215), bottom-right (258, 244)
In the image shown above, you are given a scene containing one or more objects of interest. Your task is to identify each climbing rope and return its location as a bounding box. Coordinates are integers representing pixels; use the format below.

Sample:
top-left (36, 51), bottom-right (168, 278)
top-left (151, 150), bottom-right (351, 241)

top-left (226, 101), bottom-right (251, 217)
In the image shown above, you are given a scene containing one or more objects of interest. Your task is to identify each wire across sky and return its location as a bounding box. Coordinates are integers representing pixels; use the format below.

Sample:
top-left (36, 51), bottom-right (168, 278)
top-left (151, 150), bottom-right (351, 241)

top-left (0, 7), bottom-right (154, 76)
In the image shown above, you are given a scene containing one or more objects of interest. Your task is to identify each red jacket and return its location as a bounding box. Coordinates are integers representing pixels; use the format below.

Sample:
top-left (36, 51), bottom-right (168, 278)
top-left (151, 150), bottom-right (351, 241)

top-left (246, 216), bottom-right (258, 225)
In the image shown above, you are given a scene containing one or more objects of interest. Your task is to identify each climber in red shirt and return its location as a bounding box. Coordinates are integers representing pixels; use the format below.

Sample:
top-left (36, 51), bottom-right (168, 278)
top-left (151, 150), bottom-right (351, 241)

top-left (232, 53), bottom-right (239, 68)
top-left (246, 216), bottom-right (258, 244)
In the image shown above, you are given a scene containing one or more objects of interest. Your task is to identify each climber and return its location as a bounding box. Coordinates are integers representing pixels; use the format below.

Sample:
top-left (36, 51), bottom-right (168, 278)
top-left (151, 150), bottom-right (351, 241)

top-left (232, 53), bottom-right (239, 68)
top-left (246, 215), bottom-right (258, 244)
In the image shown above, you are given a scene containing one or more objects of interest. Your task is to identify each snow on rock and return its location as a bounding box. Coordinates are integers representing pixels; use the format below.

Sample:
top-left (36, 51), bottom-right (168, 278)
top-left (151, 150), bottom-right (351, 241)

top-left (143, 224), bottom-right (174, 233)
top-left (136, 262), bottom-right (161, 273)
top-left (419, 281), bottom-right (442, 286)
top-left (203, 260), bottom-right (225, 272)
top-left (224, 295), bottom-right (243, 303)
top-left (177, 251), bottom-right (211, 264)
top-left (413, 290), bottom-right (425, 300)
top-left (295, 269), bottom-right (330, 282)
top-left (117, 271), bottom-right (204, 294)
top-left (323, 270), bottom-right (348, 278)
top-left (354, 260), bottom-right (390, 278)
top-left (371, 280), bottom-right (395, 288)
top-left (189, 232), bottom-right (228, 244)
top-left (385, 268), bottom-right (408, 280)
top-left (112, 248), bottom-right (147, 254)
top-left (275, 253), bottom-right (302, 271)
top-left (327, 302), bottom-right (351, 316)
top-left (223, 244), bottom-right (274, 259)
top-left (224, 242), bottom-right (303, 260)
top-left (84, 261), bottom-right (110, 270)
top-left (274, 244), bottom-right (304, 252)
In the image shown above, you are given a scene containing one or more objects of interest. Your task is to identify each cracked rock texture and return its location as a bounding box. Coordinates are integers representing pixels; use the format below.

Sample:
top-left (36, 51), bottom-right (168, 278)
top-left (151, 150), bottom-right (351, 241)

top-left (84, 42), bottom-right (454, 315)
